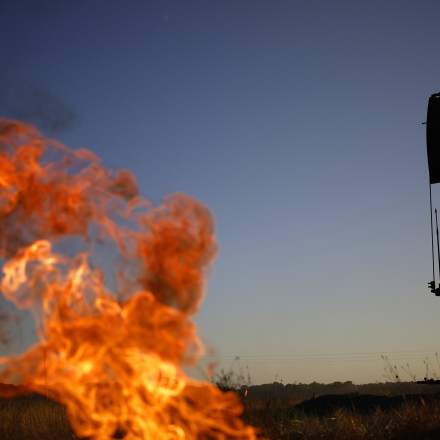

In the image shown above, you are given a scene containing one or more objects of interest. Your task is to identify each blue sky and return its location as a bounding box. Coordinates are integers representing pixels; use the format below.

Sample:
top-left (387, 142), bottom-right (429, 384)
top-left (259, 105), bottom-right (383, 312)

top-left (1, 0), bottom-right (440, 384)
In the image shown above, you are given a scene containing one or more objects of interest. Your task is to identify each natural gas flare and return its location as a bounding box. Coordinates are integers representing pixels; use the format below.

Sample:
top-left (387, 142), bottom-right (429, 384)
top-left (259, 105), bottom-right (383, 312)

top-left (0, 119), bottom-right (256, 439)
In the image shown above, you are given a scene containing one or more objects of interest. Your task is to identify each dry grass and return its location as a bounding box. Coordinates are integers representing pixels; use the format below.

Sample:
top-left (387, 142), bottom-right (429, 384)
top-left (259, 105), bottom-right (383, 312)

top-left (2, 389), bottom-right (440, 439)
top-left (0, 393), bottom-right (76, 440)
top-left (242, 394), bottom-right (440, 440)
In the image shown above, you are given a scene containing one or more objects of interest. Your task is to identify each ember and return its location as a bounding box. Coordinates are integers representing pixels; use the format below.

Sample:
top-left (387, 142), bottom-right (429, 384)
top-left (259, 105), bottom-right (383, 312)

top-left (0, 119), bottom-right (256, 439)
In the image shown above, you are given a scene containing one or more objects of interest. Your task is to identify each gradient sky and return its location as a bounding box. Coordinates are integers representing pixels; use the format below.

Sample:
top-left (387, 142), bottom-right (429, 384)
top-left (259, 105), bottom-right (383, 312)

top-left (1, 0), bottom-right (440, 385)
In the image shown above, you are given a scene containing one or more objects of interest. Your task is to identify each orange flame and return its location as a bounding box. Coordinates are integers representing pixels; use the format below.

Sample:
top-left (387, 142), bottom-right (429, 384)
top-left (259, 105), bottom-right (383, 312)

top-left (0, 119), bottom-right (256, 439)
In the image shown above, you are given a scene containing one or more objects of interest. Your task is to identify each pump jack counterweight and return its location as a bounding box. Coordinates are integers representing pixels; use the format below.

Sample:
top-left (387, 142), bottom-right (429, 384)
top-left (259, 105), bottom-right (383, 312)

top-left (435, 209), bottom-right (440, 296)
top-left (429, 183), bottom-right (436, 293)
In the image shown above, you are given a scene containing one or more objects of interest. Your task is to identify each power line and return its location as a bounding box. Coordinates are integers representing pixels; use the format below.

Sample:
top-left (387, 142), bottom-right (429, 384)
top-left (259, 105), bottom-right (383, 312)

top-left (199, 350), bottom-right (440, 364)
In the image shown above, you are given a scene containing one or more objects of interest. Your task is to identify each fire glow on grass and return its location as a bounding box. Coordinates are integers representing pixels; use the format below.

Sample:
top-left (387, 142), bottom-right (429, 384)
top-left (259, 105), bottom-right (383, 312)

top-left (0, 119), bottom-right (256, 439)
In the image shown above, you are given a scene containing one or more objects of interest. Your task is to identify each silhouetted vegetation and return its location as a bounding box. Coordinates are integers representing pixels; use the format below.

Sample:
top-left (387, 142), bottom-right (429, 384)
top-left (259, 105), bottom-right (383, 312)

top-left (244, 380), bottom-right (440, 402)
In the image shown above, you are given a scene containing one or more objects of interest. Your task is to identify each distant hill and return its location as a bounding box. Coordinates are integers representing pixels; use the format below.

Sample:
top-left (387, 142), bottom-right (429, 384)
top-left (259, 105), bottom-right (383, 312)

top-left (244, 381), bottom-right (440, 401)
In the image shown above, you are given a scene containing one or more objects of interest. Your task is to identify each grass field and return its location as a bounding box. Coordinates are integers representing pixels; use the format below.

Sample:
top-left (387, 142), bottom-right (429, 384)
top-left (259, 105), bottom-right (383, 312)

top-left (242, 391), bottom-right (440, 439)
top-left (2, 383), bottom-right (440, 439)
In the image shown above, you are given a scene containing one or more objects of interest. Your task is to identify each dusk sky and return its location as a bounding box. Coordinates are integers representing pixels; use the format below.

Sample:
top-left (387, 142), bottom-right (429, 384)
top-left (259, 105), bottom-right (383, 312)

top-left (1, 0), bottom-right (440, 385)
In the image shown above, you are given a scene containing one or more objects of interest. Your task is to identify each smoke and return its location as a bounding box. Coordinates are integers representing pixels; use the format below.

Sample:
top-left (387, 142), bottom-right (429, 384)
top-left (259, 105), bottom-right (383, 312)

top-left (0, 310), bottom-right (20, 347)
top-left (0, 77), bottom-right (78, 134)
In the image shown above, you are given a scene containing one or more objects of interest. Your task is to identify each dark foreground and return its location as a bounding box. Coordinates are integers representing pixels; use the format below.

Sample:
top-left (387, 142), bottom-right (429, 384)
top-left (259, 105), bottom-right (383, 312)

top-left (0, 393), bottom-right (75, 440)
top-left (0, 390), bottom-right (124, 440)
top-left (244, 392), bottom-right (440, 439)
top-left (2, 385), bottom-right (440, 439)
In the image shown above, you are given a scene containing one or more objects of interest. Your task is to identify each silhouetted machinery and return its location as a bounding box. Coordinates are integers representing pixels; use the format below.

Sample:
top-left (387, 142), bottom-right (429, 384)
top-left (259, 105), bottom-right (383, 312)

top-left (427, 92), bottom-right (440, 295)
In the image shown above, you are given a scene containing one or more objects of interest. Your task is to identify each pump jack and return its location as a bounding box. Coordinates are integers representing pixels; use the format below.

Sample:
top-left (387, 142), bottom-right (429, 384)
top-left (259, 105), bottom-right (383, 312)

top-left (426, 92), bottom-right (440, 295)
